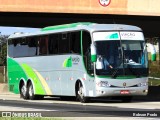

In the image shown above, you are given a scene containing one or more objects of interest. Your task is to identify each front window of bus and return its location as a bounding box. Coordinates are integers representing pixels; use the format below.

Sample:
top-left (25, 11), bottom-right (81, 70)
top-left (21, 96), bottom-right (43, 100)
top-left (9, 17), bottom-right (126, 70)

top-left (93, 31), bottom-right (148, 77)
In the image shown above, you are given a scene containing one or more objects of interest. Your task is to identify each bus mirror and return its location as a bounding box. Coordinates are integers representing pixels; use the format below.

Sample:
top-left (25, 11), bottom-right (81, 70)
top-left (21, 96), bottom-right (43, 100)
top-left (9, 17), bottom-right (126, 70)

top-left (90, 44), bottom-right (97, 62)
top-left (147, 43), bottom-right (156, 61)
top-left (96, 56), bottom-right (104, 70)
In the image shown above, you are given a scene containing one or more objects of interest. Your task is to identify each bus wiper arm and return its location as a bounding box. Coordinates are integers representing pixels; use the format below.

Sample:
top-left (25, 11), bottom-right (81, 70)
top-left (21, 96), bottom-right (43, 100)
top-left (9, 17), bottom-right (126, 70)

top-left (111, 68), bottom-right (119, 78)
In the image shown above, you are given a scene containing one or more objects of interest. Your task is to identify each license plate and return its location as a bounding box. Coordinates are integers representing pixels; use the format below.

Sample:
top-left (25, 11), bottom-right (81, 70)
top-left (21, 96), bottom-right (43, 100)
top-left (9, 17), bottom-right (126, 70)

top-left (120, 90), bottom-right (130, 94)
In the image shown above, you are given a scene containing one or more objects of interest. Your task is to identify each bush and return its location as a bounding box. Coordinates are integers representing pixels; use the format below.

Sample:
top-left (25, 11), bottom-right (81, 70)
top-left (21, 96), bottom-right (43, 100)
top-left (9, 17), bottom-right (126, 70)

top-left (149, 61), bottom-right (160, 78)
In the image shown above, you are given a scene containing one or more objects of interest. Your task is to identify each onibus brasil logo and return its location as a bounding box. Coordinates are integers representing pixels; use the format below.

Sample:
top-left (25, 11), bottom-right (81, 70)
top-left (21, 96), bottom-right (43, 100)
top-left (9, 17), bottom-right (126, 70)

top-left (99, 0), bottom-right (111, 7)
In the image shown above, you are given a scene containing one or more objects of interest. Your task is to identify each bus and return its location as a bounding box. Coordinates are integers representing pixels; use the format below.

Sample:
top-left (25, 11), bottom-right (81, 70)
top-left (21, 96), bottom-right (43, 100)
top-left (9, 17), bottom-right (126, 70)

top-left (7, 22), bottom-right (155, 103)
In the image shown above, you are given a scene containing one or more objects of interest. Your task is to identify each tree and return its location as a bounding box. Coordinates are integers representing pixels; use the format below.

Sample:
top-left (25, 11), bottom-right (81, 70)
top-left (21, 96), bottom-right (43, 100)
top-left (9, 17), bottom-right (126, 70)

top-left (0, 44), bottom-right (7, 65)
top-left (0, 35), bottom-right (8, 66)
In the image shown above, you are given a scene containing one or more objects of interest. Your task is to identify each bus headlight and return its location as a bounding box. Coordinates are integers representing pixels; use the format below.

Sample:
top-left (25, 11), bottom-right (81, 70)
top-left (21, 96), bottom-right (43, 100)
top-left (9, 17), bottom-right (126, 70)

top-left (138, 82), bottom-right (148, 87)
top-left (97, 81), bottom-right (111, 87)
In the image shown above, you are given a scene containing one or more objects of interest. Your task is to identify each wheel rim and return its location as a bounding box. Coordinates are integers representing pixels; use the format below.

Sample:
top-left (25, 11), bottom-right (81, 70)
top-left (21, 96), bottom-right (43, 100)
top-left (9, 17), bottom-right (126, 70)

top-left (21, 84), bottom-right (26, 96)
top-left (29, 84), bottom-right (33, 97)
top-left (78, 86), bottom-right (84, 99)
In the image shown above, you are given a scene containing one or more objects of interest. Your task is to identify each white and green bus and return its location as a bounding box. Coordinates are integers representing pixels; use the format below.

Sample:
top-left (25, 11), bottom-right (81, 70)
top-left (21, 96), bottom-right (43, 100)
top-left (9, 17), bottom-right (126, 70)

top-left (7, 22), bottom-right (155, 102)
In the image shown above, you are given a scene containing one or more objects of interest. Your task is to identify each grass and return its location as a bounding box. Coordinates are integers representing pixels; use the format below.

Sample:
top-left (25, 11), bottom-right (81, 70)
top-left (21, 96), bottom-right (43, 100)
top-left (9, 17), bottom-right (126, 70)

top-left (149, 61), bottom-right (160, 78)
top-left (149, 79), bottom-right (160, 86)
top-left (148, 53), bottom-right (160, 86)
top-left (148, 53), bottom-right (159, 61)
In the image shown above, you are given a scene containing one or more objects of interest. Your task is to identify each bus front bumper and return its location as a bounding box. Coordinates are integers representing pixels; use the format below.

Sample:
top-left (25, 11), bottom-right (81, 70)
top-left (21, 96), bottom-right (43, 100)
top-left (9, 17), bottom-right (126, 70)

top-left (95, 86), bottom-right (148, 97)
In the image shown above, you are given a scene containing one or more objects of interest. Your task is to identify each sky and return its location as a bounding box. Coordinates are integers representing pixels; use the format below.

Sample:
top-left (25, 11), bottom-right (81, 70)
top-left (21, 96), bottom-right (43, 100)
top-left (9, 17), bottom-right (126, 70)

top-left (0, 26), bottom-right (40, 35)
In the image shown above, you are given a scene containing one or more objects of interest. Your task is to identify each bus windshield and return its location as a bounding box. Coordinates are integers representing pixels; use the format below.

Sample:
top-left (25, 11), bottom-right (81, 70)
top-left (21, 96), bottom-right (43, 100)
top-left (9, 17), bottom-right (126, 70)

top-left (95, 40), bottom-right (148, 77)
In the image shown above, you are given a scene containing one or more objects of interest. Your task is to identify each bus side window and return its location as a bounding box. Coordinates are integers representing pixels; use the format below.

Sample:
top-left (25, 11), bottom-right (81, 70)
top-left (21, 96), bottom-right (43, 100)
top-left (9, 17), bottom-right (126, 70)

top-left (59, 33), bottom-right (70, 54)
top-left (13, 38), bottom-right (29, 57)
top-left (8, 39), bottom-right (14, 57)
top-left (27, 37), bottom-right (37, 56)
top-left (38, 36), bottom-right (48, 55)
top-left (48, 34), bottom-right (59, 54)
top-left (70, 31), bottom-right (81, 54)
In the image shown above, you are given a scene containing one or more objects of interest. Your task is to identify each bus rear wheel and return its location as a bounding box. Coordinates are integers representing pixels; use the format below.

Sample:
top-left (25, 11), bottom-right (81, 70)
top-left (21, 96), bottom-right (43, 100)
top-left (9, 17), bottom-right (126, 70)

top-left (28, 82), bottom-right (44, 100)
top-left (76, 82), bottom-right (89, 103)
top-left (28, 82), bottom-right (35, 100)
top-left (20, 82), bottom-right (28, 99)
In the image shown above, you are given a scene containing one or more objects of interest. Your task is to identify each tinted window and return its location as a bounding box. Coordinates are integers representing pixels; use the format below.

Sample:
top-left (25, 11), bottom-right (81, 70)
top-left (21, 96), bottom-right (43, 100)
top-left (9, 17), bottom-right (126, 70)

top-left (48, 31), bottom-right (81, 55)
top-left (8, 39), bottom-right (14, 57)
top-left (38, 36), bottom-right (48, 55)
top-left (48, 34), bottom-right (59, 54)
top-left (13, 38), bottom-right (28, 57)
top-left (70, 31), bottom-right (81, 54)
top-left (27, 37), bottom-right (37, 56)
top-left (59, 33), bottom-right (70, 54)
top-left (8, 37), bottom-right (38, 57)
top-left (8, 31), bottom-right (82, 57)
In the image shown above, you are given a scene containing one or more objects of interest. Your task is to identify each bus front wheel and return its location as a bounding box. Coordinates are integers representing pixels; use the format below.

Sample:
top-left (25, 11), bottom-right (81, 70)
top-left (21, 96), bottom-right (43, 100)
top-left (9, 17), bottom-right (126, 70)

top-left (76, 82), bottom-right (89, 103)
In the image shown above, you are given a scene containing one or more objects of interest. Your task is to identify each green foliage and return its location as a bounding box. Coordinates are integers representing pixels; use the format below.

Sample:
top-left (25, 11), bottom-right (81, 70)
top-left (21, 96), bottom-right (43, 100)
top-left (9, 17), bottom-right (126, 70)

top-left (0, 35), bottom-right (8, 66)
top-left (149, 79), bottom-right (160, 86)
top-left (149, 61), bottom-right (160, 78)
top-left (0, 44), bottom-right (7, 65)
top-left (148, 58), bottom-right (160, 86)
top-left (146, 37), bottom-right (159, 45)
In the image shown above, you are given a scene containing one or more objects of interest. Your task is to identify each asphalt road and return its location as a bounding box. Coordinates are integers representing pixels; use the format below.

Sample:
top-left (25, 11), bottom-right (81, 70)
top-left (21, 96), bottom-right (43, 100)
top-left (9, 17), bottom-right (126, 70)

top-left (0, 94), bottom-right (160, 118)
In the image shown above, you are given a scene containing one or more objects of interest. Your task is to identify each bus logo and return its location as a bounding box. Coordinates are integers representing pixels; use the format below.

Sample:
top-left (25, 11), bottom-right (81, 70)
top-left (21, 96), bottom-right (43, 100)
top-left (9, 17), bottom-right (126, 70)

top-left (63, 57), bottom-right (72, 68)
top-left (123, 82), bottom-right (126, 87)
top-left (63, 56), bottom-right (80, 68)
top-left (99, 0), bottom-right (111, 7)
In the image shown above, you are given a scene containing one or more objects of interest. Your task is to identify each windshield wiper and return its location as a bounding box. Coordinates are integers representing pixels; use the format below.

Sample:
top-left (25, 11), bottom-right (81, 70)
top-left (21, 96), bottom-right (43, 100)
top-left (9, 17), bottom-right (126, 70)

top-left (111, 67), bottom-right (119, 78)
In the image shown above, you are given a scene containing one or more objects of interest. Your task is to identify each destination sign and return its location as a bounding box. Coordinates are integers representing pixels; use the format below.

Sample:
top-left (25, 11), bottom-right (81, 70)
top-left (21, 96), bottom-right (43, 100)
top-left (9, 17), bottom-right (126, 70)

top-left (93, 31), bottom-right (144, 41)
top-left (120, 32), bottom-right (144, 40)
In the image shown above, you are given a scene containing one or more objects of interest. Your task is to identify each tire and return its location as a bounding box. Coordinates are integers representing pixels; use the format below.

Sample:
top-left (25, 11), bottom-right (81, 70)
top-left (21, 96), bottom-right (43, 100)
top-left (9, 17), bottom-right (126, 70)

top-left (76, 82), bottom-right (89, 103)
top-left (20, 82), bottom-right (29, 99)
top-left (28, 82), bottom-right (44, 100)
top-left (28, 82), bottom-right (36, 100)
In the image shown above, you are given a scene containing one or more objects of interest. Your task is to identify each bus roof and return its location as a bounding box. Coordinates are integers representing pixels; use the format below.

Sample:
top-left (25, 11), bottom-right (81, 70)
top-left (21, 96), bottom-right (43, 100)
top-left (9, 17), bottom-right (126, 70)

top-left (8, 22), bottom-right (142, 39)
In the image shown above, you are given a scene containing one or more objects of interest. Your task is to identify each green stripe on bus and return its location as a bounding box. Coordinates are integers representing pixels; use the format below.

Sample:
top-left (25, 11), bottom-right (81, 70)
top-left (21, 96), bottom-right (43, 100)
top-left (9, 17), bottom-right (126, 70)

top-left (7, 58), bottom-right (28, 94)
top-left (41, 22), bottom-right (94, 31)
top-left (21, 64), bottom-right (46, 95)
